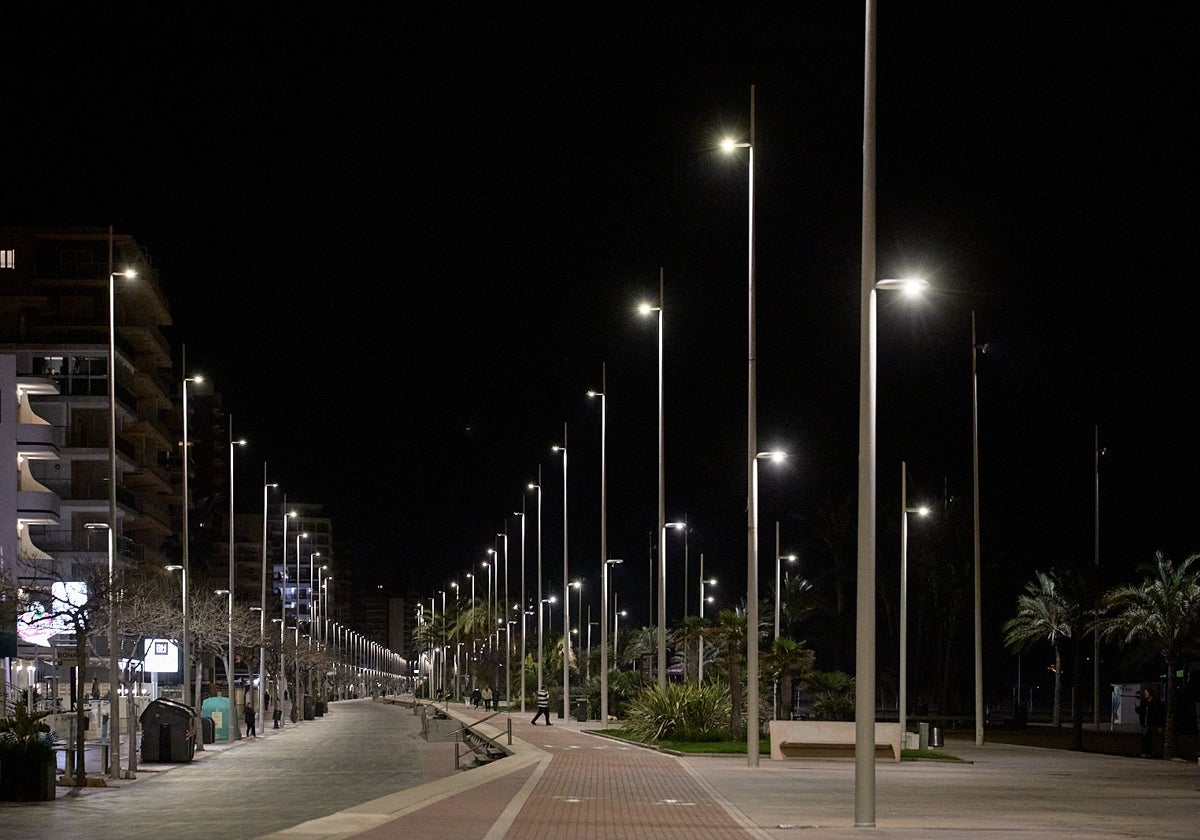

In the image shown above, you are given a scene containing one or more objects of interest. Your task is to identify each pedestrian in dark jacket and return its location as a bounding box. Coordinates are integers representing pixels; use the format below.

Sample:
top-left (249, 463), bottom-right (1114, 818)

top-left (1136, 686), bottom-right (1160, 757)
top-left (244, 701), bottom-right (257, 738)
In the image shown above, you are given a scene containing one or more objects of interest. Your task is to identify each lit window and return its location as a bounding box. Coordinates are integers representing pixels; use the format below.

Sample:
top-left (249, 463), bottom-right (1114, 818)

top-left (0, 249), bottom-right (13, 269)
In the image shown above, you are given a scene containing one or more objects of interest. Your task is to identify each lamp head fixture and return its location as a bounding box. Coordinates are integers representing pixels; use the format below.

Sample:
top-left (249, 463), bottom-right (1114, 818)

top-left (720, 137), bottom-right (750, 152)
top-left (755, 450), bottom-right (788, 463)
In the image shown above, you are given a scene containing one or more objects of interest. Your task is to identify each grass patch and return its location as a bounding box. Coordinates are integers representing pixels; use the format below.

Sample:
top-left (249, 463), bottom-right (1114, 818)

top-left (901, 748), bottom-right (964, 762)
top-left (598, 728), bottom-right (770, 754)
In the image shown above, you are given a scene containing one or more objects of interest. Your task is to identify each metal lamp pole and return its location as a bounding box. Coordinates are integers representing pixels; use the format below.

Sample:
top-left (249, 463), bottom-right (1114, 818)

top-left (775, 522), bottom-right (796, 642)
top-left (226, 422), bottom-right (246, 740)
top-left (181, 367), bottom-right (202, 751)
top-left (259, 473), bottom-right (276, 730)
top-left (699, 558), bottom-right (715, 683)
top-left (638, 273), bottom-right (666, 691)
top-left (513, 505), bottom-right (526, 712)
top-left (528, 471), bottom-right (543, 688)
top-left (900, 461), bottom-right (929, 746)
top-left (589, 369), bottom-right (611, 723)
top-left (552, 427), bottom-right (569, 711)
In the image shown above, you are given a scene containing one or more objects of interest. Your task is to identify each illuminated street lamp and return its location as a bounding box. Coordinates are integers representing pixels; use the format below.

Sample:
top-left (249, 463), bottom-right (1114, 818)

top-left (215, 588), bottom-right (235, 737)
top-left (259, 474), bottom-right (277, 730)
top-left (900, 460), bottom-right (930, 744)
top-left (87, 522), bottom-right (119, 776)
top-left (528, 473), bottom-right (543, 687)
top-left (513, 505), bottom-right (526, 712)
top-left (699, 556), bottom-right (716, 683)
top-left (747, 449), bottom-right (787, 765)
top-left (181, 368), bottom-right (203, 751)
top-left (602, 557), bottom-right (622, 726)
top-left (638, 274), bottom-right (666, 691)
top-left (667, 519), bottom-right (690, 618)
top-left (552, 429), bottom-right (570, 710)
top-left (105, 258), bottom-right (135, 780)
top-left (225, 423), bottom-right (246, 741)
top-left (294, 531), bottom-right (309, 716)
top-left (774, 521), bottom-right (797, 642)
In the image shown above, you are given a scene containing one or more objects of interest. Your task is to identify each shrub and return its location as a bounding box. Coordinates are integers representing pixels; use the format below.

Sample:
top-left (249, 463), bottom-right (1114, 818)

top-left (622, 681), bottom-right (731, 742)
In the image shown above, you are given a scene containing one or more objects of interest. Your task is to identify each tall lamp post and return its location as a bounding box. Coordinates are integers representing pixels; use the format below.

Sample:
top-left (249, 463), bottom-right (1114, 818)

top-left (215, 587), bottom-right (235, 737)
top-left (971, 310), bottom-right (986, 746)
top-left (528, 472), bottom-right (543, 688)
top-left (497, 528), bottom-right (510, 706)
top-left (226, 422), bottom-right (246, 740)
top-left (513, 504), bottom-right (526, 712)
top-left (259, 472), bottom-right (276, 731)
top-left (602, 557), bottom-right (622, 725)
top-left (699, 557), bottom-right (715, 683)
top-left (774, 522), bottom-right (796, 641)
top-left (638, 270), bottom-right (666, 691)
top-left (748, 450), bottom-right (786, 765)
top-left (294, 531), bottom-right (308, 717)
top-left (720, 87), bottom-right (764, 767)
top-left (105, 253), bottom-right (135, 780)
top-left (86, 522), bottom-right (119, 777)
top-left (181, 368), bottom-right (202, 751)
top-left (667, 519), bottom-right (690, 618)
top-left (899, 461), bottom-right (929, 745)
top-left (552, 428), bottom-right (570, 711)
top-left (588, 369), bottom-right (611, 723)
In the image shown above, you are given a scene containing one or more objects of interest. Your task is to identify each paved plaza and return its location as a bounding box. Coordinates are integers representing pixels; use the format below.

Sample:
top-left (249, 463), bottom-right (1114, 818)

top-left (2, 696), bottom-right (1196, 839)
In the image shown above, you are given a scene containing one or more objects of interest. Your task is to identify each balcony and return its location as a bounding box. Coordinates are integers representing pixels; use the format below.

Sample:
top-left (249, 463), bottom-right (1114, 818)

top-left (17, 489), bottom-right (60, 524)
top-left (16, 422), bottom-right (59, 459)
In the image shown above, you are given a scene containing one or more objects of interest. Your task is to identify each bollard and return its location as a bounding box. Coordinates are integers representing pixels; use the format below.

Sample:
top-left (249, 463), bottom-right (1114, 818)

top-left (507, 717), bottom-right (512, 746)
top-left (918, 721), bottom-right (929, 751)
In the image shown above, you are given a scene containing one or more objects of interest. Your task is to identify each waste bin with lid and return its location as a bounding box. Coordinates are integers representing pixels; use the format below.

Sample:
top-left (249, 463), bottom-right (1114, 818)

top-left (930, 725), bottom-right (943, 748)
top-left (140, 697), bottom-right (197, 763)
top-left (574, 700), bottom-right (588, 721)
top-left (202, 716), bottom-right (215, 744)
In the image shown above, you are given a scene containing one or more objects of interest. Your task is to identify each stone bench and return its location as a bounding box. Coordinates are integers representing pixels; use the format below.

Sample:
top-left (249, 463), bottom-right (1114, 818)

top-left (768, 720), bottom-right (902, 762)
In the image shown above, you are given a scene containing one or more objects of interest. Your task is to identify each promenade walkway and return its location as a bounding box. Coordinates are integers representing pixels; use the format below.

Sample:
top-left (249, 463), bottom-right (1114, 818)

top-left (2, 695), bottom-right (1196, 839)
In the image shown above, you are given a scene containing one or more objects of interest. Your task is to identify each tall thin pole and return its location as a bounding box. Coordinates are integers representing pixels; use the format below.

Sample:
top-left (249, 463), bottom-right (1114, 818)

top-left (561, 423), bottom-right (570, 713)
top-left (972, 310), bottom-right (984, 746)
top-left (106, 230), bottom-right (121, 779)
top-left (656, 269), bottom-right (667, 691)
top-left (259, 466), bottom-right (269, 728)
top-left (900, 461), bottom-right (909, 747)
top-left (698, 553), bottom-right (706, 683)
top-left (1093, 425), bottom-right (1102, 728)
top-left (501, 525), bottom-right (510, 706)
top-left (774, 521), bottom-right (782, 641)
top-left (535, 467), bottom-right (543, 688)
top-left (517, 500), bottom-right (526, 712)
top-left (596, 366), bottom-right (611, 725)
top-left (855, 0), bottom-right (878, 822)
top-left (745, 84), bottom-right (760, 767)
top-left (226, 417), bottom-right (237, 741)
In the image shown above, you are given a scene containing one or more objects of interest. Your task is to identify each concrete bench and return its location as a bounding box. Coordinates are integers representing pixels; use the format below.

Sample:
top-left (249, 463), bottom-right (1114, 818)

top-left (768, 720), bottom-right (902, 762)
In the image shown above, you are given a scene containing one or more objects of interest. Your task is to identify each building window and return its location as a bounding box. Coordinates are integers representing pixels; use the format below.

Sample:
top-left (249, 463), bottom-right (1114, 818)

top-left (0, 249), bottom-right (13, 269)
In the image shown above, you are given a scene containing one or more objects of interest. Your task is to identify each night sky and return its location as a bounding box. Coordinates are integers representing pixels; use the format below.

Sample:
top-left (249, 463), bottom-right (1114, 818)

top-left (5, 7), bottom-right (1194, 686)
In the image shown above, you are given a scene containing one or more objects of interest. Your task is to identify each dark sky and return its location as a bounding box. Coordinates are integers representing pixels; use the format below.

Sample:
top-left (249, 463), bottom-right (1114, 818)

top-left (5, 6), bottom-right (1195, 656)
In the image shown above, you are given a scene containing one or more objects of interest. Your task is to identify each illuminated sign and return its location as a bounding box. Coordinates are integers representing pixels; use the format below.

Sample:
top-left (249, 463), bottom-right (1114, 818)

top-left (140, 638), bottom-right (180, 674)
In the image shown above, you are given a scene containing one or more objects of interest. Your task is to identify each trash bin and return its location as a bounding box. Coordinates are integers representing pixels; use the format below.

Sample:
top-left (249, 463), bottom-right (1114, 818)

top-left (930, 725), bottom-right (943, 748)
top-left (202, 716), bottom-right (216, 744)
top-left (303, 695), bottom-right (315, 720)
top-left (315, 700), bottom-right (326, 717)
top-left (574, 700), bottom-right (588, 721)
top-left (140, 697), bottom-right (197, 763)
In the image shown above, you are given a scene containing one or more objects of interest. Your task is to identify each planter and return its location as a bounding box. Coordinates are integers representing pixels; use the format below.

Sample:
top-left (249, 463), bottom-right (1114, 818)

top-left (0, 751), bottom-right (58, 801)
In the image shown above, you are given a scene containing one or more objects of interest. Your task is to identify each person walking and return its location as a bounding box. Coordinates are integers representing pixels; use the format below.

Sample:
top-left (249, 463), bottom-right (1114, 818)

top-left (481, 685), bottom-right (493, 711)
top-left (1136, 686), bottom-right (1160, 757)
top-left (470, 686), bottom-right (482, 709)
top-left (531, 685), bottom-right (552, 725)
top-left (244, 700), bottom-right (257, 738)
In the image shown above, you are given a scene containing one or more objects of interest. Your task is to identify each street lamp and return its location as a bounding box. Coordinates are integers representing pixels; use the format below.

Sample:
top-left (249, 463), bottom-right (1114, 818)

top-left (853, 233), bottom-right (931, 825)
top-left (497, 528), bottom-right (510, 706)
top-left (774, 521), bottom-right (796, 642)
top-left (602, 557), bottom-right (622, 725)
top-left (308, 551), bottom-right (321, 648)
top-left (294, 531), bottom-right (308, 716)
top-left (279, 507), bottom-right (295, 710)
top-left (638, 271), bottom-right (666, 691)
top-left (215, 588), bottom-right (235, 738)
top-left (588, 370), bottom-right (612, 722)
top-left (720, 87), bottom-right (762, 767)
top-left (667, 519), bottom-right (690, 619)
top-left (899, 460), bottom-right (930, 746)
top-left (482, 556), bottom-right (493, 656)
top-left (748, 449), bottom-right (786, 765)
top-left (552, 429), bottom-right (570, 711)
top-left (226, 423), bottom-right (247, 741)
top-left (87, 522), bottom-right (119, 777)
top-left (513, 504), bottom-right (526, 712)
top-left (699, 555), bottom-right (716, 683)
top-left (105, 259), bottom-right (134, 780)
top-left (164, 563), bottom-right (188, 727)
top-left (971, 310), bottom-right (986, 746)
top-left (181, 367), bottom-right (203, 751)
top-left (259, 474), bottom-right (277, 731)
top-left (570, 579), bottom-right (583, 689)
top-left (614, 606), bottom-right (627, 665)
top-left (528, 472), bottom-right (543, 688)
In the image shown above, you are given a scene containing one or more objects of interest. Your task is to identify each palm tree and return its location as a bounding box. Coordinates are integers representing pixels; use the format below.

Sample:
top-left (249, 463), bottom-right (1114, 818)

top-left (763, 637), bottom-right (815, 720)
top-left (705, 607), bottom-right (746, 738)
top-left (1003, 570), bottom-right (1077, 726)
top-left (1102, 551), bottom-right (1200, 759)
top-left (673, 615), bottom-right (707, 682)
